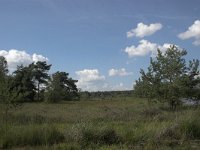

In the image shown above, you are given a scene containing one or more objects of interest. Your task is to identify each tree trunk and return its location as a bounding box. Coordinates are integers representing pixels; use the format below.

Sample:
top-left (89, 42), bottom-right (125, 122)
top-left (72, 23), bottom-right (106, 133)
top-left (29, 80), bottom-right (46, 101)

top-left (37, 83), bottom-right (40, 101)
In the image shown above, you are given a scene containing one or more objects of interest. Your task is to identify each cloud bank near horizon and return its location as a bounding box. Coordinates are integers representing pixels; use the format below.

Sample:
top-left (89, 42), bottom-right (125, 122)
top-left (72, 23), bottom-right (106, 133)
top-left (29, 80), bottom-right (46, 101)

top-left (0, 49), bottom-right (48, 72)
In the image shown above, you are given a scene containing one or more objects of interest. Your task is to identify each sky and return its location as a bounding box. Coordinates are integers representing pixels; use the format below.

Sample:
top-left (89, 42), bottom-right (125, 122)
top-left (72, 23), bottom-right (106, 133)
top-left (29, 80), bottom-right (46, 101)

top-left (0, 0), bottom-right (200, 91)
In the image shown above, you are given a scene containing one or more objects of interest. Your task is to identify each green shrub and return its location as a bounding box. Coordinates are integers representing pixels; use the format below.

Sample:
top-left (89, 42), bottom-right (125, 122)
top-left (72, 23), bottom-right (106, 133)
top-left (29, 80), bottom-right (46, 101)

top-left (181, 117), bottom-right (200, 139)
top-left (155, 124), bottom-right (181, 140)
top-left (99, 128), bottom-right (121, 145)
top-left (66, 123), bottom-right (121, 146)
top-left (154, 124), bottom-right (182, 146)
top-left (81, 127), bottom-right (121, 145)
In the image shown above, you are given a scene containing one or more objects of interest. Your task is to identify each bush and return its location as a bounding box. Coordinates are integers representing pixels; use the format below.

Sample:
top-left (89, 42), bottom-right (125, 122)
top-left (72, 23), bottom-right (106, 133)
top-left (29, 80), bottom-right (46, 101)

top-left (81, 127), bottom-right (120, 145)
top-left (181, 117), bottom-right (200, 139)
top-left (99, 128), bottom-right (121, 145)
top-left (155, 124), bottom-right (182, 146)
top-left (45, 90), bottom-right (62, 103)
top-left (66, 123), bottom-right (121, 146)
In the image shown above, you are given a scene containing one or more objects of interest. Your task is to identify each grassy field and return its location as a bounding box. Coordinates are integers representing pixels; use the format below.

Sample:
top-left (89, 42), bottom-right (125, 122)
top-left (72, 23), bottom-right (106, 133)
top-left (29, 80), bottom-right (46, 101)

top-left (0, 97), bottom-right (200, 149)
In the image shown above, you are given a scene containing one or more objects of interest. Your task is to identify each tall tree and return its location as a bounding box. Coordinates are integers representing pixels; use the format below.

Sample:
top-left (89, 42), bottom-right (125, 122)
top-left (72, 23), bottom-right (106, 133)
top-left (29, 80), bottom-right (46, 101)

top-left (134, 45), bottom-right (196, 110)
top-left (0, 56), bottom-right (8, 102)
top-left (0, 56), bottom-right (8, 76)
top-left (185, 59), bottom-right (200, 101)
top-left (32, 61), bottom-right (51, 101)
top-left (45, 71), bottom-right (79, 102)
top-left (10, 65), bottom-right (36, 102)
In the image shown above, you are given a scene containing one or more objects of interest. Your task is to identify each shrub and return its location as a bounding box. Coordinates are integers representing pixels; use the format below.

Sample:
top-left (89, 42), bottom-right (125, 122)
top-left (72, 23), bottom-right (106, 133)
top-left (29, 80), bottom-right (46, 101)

top-left (181, 117), bottom-right (200, 139)
top-left (155, 124), bottom-right (182, 146)
top-left (66, 123), bottom-right (121, 146)
top-left (99, 128), bottom-right (121, 145)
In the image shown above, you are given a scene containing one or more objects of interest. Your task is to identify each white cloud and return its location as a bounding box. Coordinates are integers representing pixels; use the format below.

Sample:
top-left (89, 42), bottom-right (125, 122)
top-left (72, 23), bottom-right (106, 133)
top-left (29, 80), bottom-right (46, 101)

top-left (124, 40), bottom-right (157, 57)
top-left (76, 69), bottom-right (105, 82)
top-left (75, 69), bottom-right (132, 91)
top-left (151, 43), bottom-right (172, 57)
top-left (124, 40), bottom-right (172, 57)
top-left (0, 49), bottom-right (48, 72)
top-left (127, 22), bottom-right (162, 38)
top-left (178, 20), bottom-right (200, 46)
top-left (75, 69), bottom-right (105, 91)
top-left (108, 68), bottom-right (132, 76)
top-left (32, 53), bottom-right (48, 62)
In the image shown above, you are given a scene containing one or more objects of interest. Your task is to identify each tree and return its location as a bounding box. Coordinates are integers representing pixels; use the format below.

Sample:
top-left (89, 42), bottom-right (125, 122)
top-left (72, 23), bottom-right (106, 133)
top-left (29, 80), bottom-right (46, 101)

top-left (0, 56), bottom-right (8, 76)
top-left (0, 57), bottom-right (21, 135)
top-left (32, 61), bottom-right (51, 101)
top-left (134, 45), bottom-right (199, 110)
top-left (45, 71), bottom-right (79, 102)
top-left (184, 59), bottom-right (200, 102)
top-left (10, 65), bottom-right (36, 102)
top-left (0, 56), bottom-right (8, 102)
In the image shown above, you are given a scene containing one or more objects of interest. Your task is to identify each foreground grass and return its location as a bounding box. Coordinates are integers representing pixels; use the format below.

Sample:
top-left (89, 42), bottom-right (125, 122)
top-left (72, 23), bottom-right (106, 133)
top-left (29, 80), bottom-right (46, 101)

top-left (0, 98), bottom-right (200, 149)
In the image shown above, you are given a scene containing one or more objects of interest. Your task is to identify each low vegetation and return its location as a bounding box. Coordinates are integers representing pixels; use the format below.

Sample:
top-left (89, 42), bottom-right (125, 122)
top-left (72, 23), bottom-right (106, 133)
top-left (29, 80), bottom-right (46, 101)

top-left (0, 46), bottom-right (200, 149)
top-left (0, 98), bottom-right (200, 149)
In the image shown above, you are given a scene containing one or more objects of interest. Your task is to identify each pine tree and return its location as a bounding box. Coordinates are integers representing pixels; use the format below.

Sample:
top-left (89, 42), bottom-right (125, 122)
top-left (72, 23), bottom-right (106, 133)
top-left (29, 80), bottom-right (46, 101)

top-left (45, 71), bottom-right (79, 102)
top-left (134, 45), bottom-right (197, 110)
top-left (0, 56), bottom-right (8, 102)
top-left (32, 61), bottom-right (51, 101)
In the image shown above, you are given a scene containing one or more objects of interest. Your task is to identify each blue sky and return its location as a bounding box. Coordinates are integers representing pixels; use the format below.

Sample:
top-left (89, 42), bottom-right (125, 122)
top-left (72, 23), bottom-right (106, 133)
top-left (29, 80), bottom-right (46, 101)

top-left (0, 0), bottom-right (200, 91)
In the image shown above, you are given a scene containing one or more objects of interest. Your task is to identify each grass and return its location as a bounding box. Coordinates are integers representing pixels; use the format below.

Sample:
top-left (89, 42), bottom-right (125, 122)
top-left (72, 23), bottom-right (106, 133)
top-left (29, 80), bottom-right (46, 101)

top-left (1, 125), bottom-right (64, 148)
top-left (0, 97), bottom-right (200, 149)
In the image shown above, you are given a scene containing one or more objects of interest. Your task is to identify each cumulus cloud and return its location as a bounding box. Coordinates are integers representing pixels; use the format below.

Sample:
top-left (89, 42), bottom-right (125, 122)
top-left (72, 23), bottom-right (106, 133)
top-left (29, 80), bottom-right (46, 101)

top-left (75, 69), bottom-right (131, 91)
top-left (127, 22), bottom-right (162, 38)
top-left (75, 69), bottom-right (105, 91)
top-left (124, 40), bottom-right (157, 57)
top-left (0, 49), bottom-right (48, 72)
top-left (32, 53), bottom-right (48, 62)
top-left (108, 68), bottom-right (132, 76)
top-left (76, 69), bottom-right (105, 82)
top-left (178, 20), bottom-right (200, 46)
top-left (124, 40), bottom-right (172, 57)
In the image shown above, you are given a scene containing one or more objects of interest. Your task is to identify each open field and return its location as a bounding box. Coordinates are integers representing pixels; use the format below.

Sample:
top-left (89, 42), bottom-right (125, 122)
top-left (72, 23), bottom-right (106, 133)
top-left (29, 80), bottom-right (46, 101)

top-left (1, 98), bottom-right (200, 150)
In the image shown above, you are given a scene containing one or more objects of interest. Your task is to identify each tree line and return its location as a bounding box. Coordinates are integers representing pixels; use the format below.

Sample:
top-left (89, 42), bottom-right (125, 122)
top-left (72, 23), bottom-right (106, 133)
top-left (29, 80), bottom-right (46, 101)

top-left (0, 57), bottom-right (79, 103)
top-left (80, 90), bottom-right (134, 100)
top-left (134, 45), bottom-right (200, 110)
top-left (1, 45), bottom-right (200, 109)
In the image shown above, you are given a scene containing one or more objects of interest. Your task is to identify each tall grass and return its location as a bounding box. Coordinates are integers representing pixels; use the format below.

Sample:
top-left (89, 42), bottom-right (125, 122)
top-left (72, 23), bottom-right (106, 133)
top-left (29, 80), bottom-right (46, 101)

top-left (66, 122), bottom-right (121, 146)
top-left (1, 125), bottom-right (64, 149)
top-left (0, 98), bottom-right (200, 149)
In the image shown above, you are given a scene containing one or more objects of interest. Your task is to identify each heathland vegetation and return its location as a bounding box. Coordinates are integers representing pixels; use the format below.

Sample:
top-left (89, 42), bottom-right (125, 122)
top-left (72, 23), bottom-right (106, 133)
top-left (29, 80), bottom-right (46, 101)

top-left (0, 46), bottom-right (200, 149)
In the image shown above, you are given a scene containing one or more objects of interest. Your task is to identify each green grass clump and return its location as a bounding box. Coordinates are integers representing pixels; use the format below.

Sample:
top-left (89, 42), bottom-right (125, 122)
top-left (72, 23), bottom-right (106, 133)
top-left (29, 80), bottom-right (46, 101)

top-left (66, 123), bottom-right (121, 147)
top-left (181, 115), bottom-right (200, 139)
top-left (1, 125), bottom-right (64, 149)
